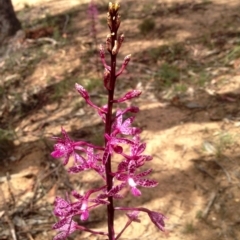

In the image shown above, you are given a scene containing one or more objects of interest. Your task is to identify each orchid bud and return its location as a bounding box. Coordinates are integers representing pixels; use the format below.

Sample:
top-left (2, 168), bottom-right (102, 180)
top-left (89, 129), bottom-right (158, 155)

top-left (113, 90), bottom-right (142, 103)
top-left (99, 44), bottom-right (105, 58)
top-left (120, 106), bottom-right (140, 116)
top-left (107, 12), bottom-right (112, 30)
top-left (106, 34), bottom-right (112, 52)
top-left (116, 54), bottom-right (131, 77)
top-left (112, 40), bottom-right (119, 55)
top-left (108, 2), bottom-right (113, 12)
top-left (116, 14), bottom-right (121, 30)
top-left (109, 2), bottom-right (120, 14)
top-left (124, 90), bottom-right (142, 99)
top-left (124, 54), bottom-right (131, 66)
top-left (117, 34), bottom-right (124, 49)
top-left (104, 68), bottom-right (111, 90)
top-left (75, 83), bottom-right (89, 99)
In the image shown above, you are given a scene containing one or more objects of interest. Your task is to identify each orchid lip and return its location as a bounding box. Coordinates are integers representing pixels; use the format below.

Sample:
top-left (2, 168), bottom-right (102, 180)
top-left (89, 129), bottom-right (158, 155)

top-left (128, 177), bottom-right (137, 187)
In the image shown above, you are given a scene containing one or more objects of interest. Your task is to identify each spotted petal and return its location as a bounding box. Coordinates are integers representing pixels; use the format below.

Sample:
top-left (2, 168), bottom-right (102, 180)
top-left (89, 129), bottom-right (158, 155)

top-left (136, 179), bottom-right (158, 188)
top-left (148, 211), bottom-right (166, 232)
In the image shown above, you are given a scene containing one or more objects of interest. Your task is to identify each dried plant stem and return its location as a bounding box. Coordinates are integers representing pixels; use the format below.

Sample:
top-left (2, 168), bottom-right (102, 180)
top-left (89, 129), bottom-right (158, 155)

top-left (0, 186), bottom-right (17, 240)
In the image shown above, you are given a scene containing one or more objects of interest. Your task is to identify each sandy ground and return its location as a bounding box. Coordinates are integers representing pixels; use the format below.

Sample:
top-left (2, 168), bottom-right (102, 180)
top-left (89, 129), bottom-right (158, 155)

top-left (1, 0), bottom-right (240, 239)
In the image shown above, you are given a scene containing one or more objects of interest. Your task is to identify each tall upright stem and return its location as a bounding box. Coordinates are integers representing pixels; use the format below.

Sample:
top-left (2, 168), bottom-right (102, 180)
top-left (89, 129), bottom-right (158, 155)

top-left (104, 64), bottom-right (116, 240)
top-left (104, 3), bottom-right (120, 239)
top-left (105, 23), bottom-right (117, 240)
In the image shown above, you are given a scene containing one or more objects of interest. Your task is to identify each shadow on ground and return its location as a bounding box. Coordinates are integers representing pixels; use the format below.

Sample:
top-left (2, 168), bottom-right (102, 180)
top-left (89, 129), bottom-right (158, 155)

top-left (1, 0), bottom-right (240, 239)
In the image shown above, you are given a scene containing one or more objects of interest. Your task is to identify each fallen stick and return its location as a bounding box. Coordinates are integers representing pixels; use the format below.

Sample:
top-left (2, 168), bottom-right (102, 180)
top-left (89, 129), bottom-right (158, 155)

top-left (202, 191), bottom-right (217, 219)
top-left (214, 160), bottom-right (231, 183)
top-left (0, 186), bottom-right (17, 240)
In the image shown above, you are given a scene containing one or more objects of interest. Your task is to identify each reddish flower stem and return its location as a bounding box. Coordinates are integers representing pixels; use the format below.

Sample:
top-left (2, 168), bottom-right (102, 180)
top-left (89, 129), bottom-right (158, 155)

top-left (76, 225), bottom-right (108, 236)
top-left (115, 219), bottom-right (132, 240)
top-left (105, 19), bottom-right (118, 240)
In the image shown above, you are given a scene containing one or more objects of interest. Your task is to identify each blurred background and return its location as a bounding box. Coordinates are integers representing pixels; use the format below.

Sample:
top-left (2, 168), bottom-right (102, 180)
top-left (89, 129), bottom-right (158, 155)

top-left (1, 0), bottom-right (240, 239)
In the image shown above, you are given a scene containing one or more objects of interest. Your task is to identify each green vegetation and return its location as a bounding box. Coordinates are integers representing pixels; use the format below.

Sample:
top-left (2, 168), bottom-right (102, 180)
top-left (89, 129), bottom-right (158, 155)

top-left (0, 128), bottom-right (15, 158)
top-left (203, 131), bottom-right (236, 158)
top-left (138, 18), bottom-right (155, 36)
top-left (154, 63), bottom-right (180, 91)
top-left (84, 77), bottom-right (102, 92)
top-left (182, 221), bottom-right (195, 234)
top-left (150, 43), bottom-right (187, 63)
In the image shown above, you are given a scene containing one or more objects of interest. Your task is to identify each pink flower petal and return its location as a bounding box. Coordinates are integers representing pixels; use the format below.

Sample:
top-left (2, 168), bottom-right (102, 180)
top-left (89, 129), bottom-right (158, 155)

top-left (148, 211), bottom-right (166, 231)
top-left (131, 187), bottom-right (141, 196)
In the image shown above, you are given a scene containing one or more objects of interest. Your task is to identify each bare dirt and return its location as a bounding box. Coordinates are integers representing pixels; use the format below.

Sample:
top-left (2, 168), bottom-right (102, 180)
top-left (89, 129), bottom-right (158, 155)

top-left (1, 0), bottom-right (240, 240)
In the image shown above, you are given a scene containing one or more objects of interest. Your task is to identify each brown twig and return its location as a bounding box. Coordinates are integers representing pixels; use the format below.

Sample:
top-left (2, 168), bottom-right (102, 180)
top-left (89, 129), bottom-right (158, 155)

top-left (214, 160), bottom-right (231, 183)
top-left (202, 191), bottom-right (217, 219)
top-left (26, 37), bottom-right (58, 46)
top-left (0, 186), bottom-right (17, 240)
top-left (194, 162), bottom-right (215, 179)
top-left (30, 162), bottom-right (62, 206)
